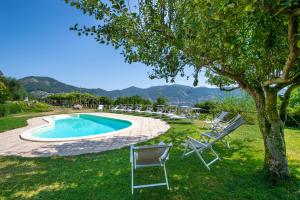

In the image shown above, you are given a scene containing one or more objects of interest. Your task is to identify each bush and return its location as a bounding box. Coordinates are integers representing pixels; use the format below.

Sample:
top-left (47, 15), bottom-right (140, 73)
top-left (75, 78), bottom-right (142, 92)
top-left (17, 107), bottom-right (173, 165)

top-left (0, 82), bottom-right (9, 103)
top-left (212, 95), bottom-right (256, 124)
top-left (0, 104), bottom-right (9, 117)
top-left (286, 107), bottom-right (300, 128)
top-left (2, 77), bottom-right (27, 101)
top-left (0, 101), bottom-right (53, 117)
top-left (194, 101), bottom-right (217, 113)
top-left (285, 89), bottom-right (300, 128)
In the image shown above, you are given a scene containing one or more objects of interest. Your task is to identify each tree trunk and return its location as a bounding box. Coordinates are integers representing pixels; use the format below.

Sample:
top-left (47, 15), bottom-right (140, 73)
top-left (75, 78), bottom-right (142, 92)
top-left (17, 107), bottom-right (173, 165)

top-left (255, 92), bottom-right (289, 181)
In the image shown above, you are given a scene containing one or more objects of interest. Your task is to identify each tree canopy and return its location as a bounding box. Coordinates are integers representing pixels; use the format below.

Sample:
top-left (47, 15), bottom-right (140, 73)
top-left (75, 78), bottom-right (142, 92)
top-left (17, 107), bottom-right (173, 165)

top-left (66, 0), bottom-right (300, 180)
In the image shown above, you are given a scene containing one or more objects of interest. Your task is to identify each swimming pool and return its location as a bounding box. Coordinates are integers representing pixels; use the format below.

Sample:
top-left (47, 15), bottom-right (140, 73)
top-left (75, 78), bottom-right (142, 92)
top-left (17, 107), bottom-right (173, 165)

top-left (20, 114), bottom-right (133, 141)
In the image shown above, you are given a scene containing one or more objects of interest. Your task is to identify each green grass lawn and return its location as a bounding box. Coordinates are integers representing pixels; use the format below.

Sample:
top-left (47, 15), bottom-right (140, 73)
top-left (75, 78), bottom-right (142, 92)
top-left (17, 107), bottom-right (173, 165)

top-left (0, 113), bottom-right (299, 200)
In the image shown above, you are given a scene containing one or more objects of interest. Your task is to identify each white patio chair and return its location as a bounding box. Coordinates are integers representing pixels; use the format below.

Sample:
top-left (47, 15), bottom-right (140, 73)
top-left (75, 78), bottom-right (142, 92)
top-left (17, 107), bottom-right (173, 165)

top-left (130, 142), bottom-right (173, 194)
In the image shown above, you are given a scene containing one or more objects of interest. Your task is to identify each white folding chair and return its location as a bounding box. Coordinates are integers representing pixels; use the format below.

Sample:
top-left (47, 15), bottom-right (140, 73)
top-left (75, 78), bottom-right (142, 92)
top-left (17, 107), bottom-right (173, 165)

top-left (130, 142), bottom-right (172, 194)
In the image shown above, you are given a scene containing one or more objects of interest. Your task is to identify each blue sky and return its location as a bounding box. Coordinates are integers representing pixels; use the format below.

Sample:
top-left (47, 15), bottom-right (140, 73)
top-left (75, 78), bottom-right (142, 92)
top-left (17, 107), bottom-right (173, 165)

top-left (0, 0), bottom-right (208, 90)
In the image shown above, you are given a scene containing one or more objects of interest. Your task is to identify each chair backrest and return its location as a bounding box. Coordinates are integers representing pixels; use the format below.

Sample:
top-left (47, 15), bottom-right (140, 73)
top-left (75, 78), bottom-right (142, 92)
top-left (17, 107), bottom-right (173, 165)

top-left (145, 106), bottom-right (153, 111)
top-left (132, 144), bottom-right (172, 166)
top-left (168, 105), bottom-right (177, 113)
top-left (98, 105), bottom-right (104, 110)
top-left (212, 111), bottom-right (229, 124)
top-left (220, 114), bottom-right (243, 137)
top-left (135, 105), bottom-right (141, 110)
top-left (209, 114), bottom-right (244, 146)
top-left (157, 106), bottom-right (164, 112)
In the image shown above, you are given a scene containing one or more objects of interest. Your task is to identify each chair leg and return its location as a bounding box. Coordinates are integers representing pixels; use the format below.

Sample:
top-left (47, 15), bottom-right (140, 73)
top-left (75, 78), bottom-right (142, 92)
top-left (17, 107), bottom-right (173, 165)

top-left (163, 164), bottom-right (170, 190)
top-left (131, 163), bottom-right (134, 194)
top-left (194, 150), bottom-right (211, 171)
top-left (182, 140), bottom-right (190, 158)
top-left (210, 147), bottom-right (221, 161)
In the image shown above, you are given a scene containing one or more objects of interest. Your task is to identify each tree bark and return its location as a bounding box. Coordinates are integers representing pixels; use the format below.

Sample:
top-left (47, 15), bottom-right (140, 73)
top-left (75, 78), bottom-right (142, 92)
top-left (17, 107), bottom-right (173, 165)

top-left (254, 91), bottom-right (289, 181)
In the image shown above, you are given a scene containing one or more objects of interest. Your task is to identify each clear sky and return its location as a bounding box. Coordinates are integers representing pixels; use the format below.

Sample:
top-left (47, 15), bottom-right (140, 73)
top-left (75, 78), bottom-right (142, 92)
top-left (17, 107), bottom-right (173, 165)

top-left (0, 0), bottom-right (208, 90)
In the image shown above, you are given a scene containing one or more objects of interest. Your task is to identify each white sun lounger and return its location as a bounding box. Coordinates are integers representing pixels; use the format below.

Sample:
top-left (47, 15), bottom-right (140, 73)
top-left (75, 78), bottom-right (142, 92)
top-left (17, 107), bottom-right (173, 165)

top-left (182, 115), bottom-right (244, 170)
top-left (204, 111), bottom-right (229, 129)
top-left (97, 104), bottom-right (104, 111)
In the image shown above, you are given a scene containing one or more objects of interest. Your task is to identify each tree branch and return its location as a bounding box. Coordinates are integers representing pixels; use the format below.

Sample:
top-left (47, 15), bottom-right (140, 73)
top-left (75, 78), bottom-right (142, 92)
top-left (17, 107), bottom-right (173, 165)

top-left (263, 72), bottom-right (300, 89)
top-left (219, 85), bottom-right (239, 91)
top-left (209, 65), bottom-right (252, 92)
top-left (261, 1), bottom-right (300, 16)
top-left (279, 82), bottom-right (300, 122)
top-left (263, 16), bottom-right (299, 88)
top-left (282, 16), bottom-right (299, 79)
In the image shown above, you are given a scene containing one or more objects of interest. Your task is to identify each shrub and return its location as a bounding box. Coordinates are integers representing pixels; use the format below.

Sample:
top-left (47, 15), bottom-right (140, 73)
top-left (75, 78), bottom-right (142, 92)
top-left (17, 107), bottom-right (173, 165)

top-left (194, 101), bottom-right (217, 113)
top-left (0, 104), bottom-right (9, 117)
top-left (285, 89), bottom-right (300, 128)
top-left (2, 77), bottom-right (27, 101)
top-left (0, 101), bottom-right (53, 117)
top-left (0, 82), bottom-right (9, 104)
top-left (212, 95), bottom-right (256, 124)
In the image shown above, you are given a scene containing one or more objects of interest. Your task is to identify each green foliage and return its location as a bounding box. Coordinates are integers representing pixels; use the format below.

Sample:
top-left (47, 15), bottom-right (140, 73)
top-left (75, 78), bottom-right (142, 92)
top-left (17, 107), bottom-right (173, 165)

top-left (197, 95), bottom-right (256, 124)
top-left (67, 0), bottom-right (300, 176)
top-left (113, 95), bottom-right (151, 105)
top-left (66, 0), bottom-right (300, 88)
top-left (2, 77), bottom-right (27, 101)
top-left (0, 81), bottom-right (9, 104)
top-left (194, 101), bottom-right (217, 113)
top-left (47, 92), bottom-right (112, 108)
top-left (47, 93), bottom-right (152, 108)
top-left (0, 101), bottom-right (52, 117)
top-left (153, 96), bottom-right (168, 108)
top-left (286, 89), bottom-right (300, 127)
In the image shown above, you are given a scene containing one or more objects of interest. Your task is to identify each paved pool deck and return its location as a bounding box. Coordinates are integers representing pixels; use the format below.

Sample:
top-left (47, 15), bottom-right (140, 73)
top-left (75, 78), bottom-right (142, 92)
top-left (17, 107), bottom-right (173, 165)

top-left (0, 113), bottom-right (170, 157)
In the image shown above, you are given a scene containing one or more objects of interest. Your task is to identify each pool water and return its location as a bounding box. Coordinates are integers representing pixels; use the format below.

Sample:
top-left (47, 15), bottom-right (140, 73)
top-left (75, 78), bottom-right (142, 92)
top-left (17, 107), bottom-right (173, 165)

top-left (33, 114), bottom-right (132, 139)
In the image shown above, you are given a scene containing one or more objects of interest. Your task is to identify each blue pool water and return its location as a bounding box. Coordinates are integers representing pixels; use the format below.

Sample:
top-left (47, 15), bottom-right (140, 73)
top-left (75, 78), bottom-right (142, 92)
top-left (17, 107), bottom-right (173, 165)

top-left (33, 114), bottom-right (132, 139)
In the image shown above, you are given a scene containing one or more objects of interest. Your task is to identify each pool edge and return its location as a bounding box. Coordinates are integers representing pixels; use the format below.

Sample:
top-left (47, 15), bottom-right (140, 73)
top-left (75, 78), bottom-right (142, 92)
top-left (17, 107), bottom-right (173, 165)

top-left (20, 113), bottom-right (136, 142)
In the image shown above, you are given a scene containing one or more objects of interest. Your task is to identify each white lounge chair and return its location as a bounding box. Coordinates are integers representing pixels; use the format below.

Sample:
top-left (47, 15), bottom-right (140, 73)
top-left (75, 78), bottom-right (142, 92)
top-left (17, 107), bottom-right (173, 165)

top-left (134, 105), bottom-right (142, 113)
top-left (126, 105), bottom-right (134, 112)
top-left (182, 115), bottom-right (244, 170)
top-left (204, 111), bottom-right (229, 129)
top-left (130, 142), bottom-right (173, 194)
top-left (97, 104), bottom-right (104, 111)
top-left (165, 105), bottom-right (177, 115)
top-left (117, 105), bottom-right (126, 112)
top-left (154, 105), bottom-right (165, 115)
top-left (167, 113), bottom-right (187, 120)
top-left (201, 114), bottom-right (243, 148)
top-left (190, 108), bottom-right (201, 119)
top-left (143, 106), bottom-right (155, 114)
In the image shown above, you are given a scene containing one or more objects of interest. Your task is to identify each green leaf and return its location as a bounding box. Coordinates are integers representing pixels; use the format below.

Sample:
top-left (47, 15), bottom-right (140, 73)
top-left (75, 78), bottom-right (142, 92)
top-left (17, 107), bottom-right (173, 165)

top-left (297, 40), bottom-right (300, 48)
top-left (245, 5), bottom-right (252, 12)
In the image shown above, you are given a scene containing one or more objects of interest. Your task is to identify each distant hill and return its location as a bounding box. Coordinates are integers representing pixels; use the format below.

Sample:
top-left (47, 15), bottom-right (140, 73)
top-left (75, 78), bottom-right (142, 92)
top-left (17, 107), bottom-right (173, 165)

top-left (19, 76), bottom-right (240, 105)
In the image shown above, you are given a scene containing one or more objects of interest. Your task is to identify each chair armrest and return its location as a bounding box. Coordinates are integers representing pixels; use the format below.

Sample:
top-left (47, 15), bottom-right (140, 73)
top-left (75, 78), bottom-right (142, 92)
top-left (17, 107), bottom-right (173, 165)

top-left (159, 143), bottom-right (173, 162)
top-left (130, 145), bottom-right (134, 163)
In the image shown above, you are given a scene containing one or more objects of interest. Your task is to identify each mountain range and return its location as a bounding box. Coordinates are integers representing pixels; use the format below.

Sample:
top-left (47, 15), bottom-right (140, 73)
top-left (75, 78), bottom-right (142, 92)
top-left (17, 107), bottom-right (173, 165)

top-left (19, 76), bottom-right (240, 105)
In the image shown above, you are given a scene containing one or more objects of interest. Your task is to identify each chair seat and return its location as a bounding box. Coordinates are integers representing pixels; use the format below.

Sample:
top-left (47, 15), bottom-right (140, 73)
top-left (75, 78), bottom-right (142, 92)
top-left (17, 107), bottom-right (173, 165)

top-left (189, 138), bottom-right (208, 149)
top-left (135, 148), bottom-right (166, 166)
